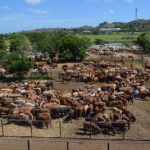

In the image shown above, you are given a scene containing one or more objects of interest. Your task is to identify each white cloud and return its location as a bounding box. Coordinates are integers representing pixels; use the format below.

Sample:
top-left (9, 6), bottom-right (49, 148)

top-left (0, 5), bottom-right (10, 10)
top-left (103, 9), bottom-right (115, 16)
top-left (27, 8), bottom-right (48, 14)
top-left (25, 0), bottom-right (45, 5)
top-left (109, 9), bottom-right (115, 14)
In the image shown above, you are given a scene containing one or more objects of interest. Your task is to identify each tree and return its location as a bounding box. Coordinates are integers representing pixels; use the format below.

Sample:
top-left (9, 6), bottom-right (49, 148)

top-left (137, 33), bottom-right (150, 53)
top-left (94, 38), bottom-right (105, 45)
top-left (0, 35), bottom-right (7, 63)
top-left (62, 49), bottom-right (73, 60)
top-left (0, 50), bottom-right (7, 63)
top-left (5, 52), bottom-right (34, 77)
top-left (26, 32), bottom-right (54, 53)
top-left (137, 33), bottom-right (146, 47)
top-left (48, 31), bottom-right (67, 57)
top-left (23, 31), bottom-right (90, 61)
top-left (0, 34), bottom-right (6, 51)
top-left (91, 28), bottom-right (100, 35)
top-left (59, 35), bottom-right (90, 61)
top-left (144, 34), bottom-right (150, 52)
top-left (9, 33), bottom-right (31, 52)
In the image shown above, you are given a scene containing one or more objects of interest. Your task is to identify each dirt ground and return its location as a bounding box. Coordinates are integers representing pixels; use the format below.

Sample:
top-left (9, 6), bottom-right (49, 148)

top-left (0, 138), bottom-right (150, 150)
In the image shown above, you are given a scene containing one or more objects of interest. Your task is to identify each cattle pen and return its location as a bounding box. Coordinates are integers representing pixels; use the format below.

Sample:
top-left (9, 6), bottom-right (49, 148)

top-left (0, 119), bottom-right (150, 141)
top-left (0, 52), bottom-right (150, 150)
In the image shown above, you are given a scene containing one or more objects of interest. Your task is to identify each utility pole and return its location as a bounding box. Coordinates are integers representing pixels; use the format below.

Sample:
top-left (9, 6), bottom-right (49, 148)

top-left (135, 8), bottom-right (138, 31)
top-left (135, 8), bottom-right (138, 21)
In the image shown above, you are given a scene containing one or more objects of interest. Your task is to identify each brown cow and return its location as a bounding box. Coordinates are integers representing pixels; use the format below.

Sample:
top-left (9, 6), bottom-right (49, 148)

top-left (50, 63), bottom-right (58, 69)
top-left (32, 108), bottom-right (51, 128)
top-left (128, 55), bottom-right (134, 61)
top-left (0, 107), bottom-right (10, 117)
top-left (83, 121), bottom-right (101, 134)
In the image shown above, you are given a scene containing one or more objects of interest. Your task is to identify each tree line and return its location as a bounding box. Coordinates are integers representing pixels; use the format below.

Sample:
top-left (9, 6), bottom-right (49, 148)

top-left (1, 31), bottom-right (90, 60)
top-left (0, 30), bottom-right (149, 76)
top-left (0, 32), bottom-right (90, 76)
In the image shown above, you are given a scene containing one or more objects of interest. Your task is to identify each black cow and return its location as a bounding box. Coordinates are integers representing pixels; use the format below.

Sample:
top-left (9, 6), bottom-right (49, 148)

top-left (45, 81), bottom-right (54, 89)
top-left (125, 111), bottom-right (136, 122)
top-left (51, 106), bottom-right (72, 119)
top-left (96, 121), bottom-right (115, 135)
top-left (111, 120), bottom-right (127, 132)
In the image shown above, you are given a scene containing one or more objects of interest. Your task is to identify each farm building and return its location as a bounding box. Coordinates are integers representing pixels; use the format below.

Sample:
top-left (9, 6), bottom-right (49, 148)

top-left (100, 28), bottom-right (121, 33)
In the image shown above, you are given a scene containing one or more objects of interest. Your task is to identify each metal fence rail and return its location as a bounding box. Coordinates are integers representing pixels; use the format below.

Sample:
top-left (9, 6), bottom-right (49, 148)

top-left (0, 119), bottom-right (150, 141)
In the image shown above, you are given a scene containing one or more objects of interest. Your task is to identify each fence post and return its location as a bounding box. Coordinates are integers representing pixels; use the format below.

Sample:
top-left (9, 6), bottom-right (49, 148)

top-left (107, 143), bottom-right (110, 150)
top-left (123, 130), bottom-right (125, 140)
top-left (30, 121), bottom-right (33, 137)
top-left (27, 140), bottom-right (30, 150)
top-left (141, 54), bottom-right (144, 62)
top-left (67, 142), bottom-right (69, 150)
top-left (1, 120), bottom-right (4, 136)
top-left (59, 121), bottom-right (62, 138)
top-left (90, 120), bottom-right (92, 139)
top-left (50, 68), bottom-right (52, 78)
top-left (111, 54), bottom-right (113, 61)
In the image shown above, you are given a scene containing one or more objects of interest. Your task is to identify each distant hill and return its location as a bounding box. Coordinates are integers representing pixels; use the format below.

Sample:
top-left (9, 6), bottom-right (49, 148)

top-left (98, 19), bottom-right (150, 31)
top-left (19, 19), bottom-right (150, 34)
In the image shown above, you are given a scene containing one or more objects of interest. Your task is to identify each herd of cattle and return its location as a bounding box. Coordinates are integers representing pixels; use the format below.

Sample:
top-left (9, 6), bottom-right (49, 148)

top-left (60, 62), bottom-right (150, 85)
top-left (0, 61), bottom-right (150, 136)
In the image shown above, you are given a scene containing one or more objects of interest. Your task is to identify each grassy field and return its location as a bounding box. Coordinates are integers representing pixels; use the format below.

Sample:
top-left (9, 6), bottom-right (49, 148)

top-left (5, 40), bottom-right (10, 46)
top-left (79, 32), bottom-right (146, 43)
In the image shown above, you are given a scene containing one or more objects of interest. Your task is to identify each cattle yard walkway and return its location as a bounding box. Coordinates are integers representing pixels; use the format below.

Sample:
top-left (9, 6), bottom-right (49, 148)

top-left (0, 137), bottom-right (150, 150)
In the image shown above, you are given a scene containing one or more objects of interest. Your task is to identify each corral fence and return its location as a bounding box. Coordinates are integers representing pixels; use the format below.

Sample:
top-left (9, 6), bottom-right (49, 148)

top-left (0, 119), bottom-right (150, 141)
top-left (0, 138), bottom-right (150, 150)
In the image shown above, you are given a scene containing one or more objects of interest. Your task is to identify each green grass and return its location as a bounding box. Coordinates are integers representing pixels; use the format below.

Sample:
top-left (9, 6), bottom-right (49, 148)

top-left (79, 32), bottom-right (148, 43)
top-left (2, 75), bottom-right (55, 81)
top-left (25, 75), bottom-right (55, 80)
top-left (5, 40), bottom-right (10, 47)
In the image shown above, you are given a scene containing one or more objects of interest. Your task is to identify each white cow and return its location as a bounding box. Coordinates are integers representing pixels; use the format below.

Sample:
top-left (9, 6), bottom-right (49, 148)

top-left (0, 68), bottom-right (6, 76)
top-left (30, 69), bottom-right (39, 76)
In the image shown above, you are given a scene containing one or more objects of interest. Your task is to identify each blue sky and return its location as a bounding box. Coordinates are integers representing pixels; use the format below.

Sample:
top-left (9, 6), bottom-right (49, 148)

top-left (0, 0), bottom-right (149, 33)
